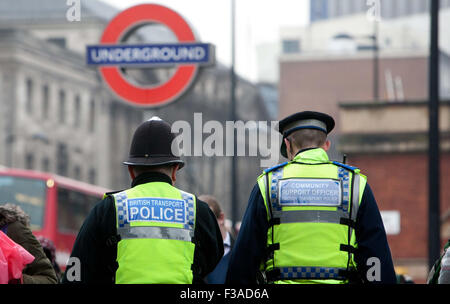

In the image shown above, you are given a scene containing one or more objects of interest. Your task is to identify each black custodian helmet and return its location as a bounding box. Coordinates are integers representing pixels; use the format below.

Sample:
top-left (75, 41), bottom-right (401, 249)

top-left (123, 117), bottom-right (185, 169)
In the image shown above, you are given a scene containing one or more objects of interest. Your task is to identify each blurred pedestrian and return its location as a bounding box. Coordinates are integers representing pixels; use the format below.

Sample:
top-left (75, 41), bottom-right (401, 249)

top-left (0, 203), bottom-right (57, 284)
top-left (396, 273), bottom-right (414, 284)
top-left (0, 229), bottom-right (35, 284)
top-left (226, 111), bottom-right (397, 284)
top-left (394, 267), bottom-right (414, 284)
top-left (199, 194), bottom-right (235, 284)
top-left (62, 117), bottom-right (223, 284)
top-left (428, 239), bottom-right (450, 284)
top-left (36, 236), bottom-right (62, 282)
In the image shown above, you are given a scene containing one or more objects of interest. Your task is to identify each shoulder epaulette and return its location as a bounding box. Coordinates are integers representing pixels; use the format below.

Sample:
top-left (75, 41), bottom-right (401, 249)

top-left (263, 162), bottom-right (289, 174)
top-left (332, 161), bottom-right (359, 172)
top-left (103, 189), bottom-right (125, 199)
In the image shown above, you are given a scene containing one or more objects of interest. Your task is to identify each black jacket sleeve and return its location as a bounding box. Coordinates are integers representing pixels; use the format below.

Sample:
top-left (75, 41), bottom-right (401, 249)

top-left (226, 184), bottom-right (268, 284)
top-left (354, 183), bottom-right (397, 284)
top-left (192, 199), bottom-right (224, 283)
top-left (7, 221), bottom-right (58, 284)
top-left (61, 196), bottom-right (117, 284)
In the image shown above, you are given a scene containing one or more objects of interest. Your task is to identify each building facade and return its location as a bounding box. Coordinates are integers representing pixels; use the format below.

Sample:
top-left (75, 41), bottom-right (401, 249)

top-left (279, 4), bottom-right (450, 156)
top-left (0, 0), bottom-right (144, 190)
top-left (0, 29), bottom-right (137, 189)
top-left (338, 100), bottom-right (450, 283)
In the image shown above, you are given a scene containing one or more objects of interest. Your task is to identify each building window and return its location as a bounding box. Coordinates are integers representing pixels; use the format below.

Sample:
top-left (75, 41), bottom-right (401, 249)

top-left (26, 78), bottom-right (33, 114)
top-left (42, 85), bottom-right (49, 120)
top-left (25, 153), bottom-right (34, 170)
top-left (391, 0), bottom-right (399, 18)
top-left (310, 0), bottom-right (328, 22)
top-left (59, 90), bottom-right (66, 124)
top-left (444, 0), bottom-right (450, 9)
top-left (89, 99), bottom-right (95, 132)
top-left (42, 157), bottom-right (50, 172)
top-left (57, 143), bottom-right (69, 176)
top-left (335, 0), bottom-right (344, 16)
top-left (205, 78), bottom-right (216, 98)
top-left (74, 95), bottom-right (81, 127)
top-left (354, 0), bottom-right (366, 12)
top-left (73, 165), bottom-right (81, 180)
top-left (47, 37), bottom-right (66, 49)
top-left (88, 168), bottom-right (96, 185)
top-left (282, 39), bottom-right (301, 54)
top-left (403, 0), bottom-right (412, 16)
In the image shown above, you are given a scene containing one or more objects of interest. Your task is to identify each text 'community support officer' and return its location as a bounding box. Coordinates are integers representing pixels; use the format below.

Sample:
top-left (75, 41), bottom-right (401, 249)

top-left (62, 117), bottom-right (223, 284)
top-left (226, 111), bottom-right (397, 284)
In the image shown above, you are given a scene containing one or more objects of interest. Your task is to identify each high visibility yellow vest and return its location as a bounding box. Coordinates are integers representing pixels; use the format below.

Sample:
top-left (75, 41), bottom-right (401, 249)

top-left (257, 148), bottom-right (367, 284)
top-left (111, 182), bottom-right (196, 284)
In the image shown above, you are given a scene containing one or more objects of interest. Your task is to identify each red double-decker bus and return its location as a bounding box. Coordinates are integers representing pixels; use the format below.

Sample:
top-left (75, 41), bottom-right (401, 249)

top-left (0, 167), bottom-right (110, 268)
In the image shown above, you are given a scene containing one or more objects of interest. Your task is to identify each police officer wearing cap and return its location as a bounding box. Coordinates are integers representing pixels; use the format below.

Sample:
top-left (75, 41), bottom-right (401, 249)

top-left (62, 117), bottom-right (223, 284)
top-left (226, 111), bottom-right (397, 284)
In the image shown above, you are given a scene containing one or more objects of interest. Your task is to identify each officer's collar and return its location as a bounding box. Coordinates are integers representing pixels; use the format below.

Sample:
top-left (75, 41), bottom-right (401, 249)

top-left (292, 147), bottom-right (329, 163)
top-left (131, 171), bottom-right (173, 188)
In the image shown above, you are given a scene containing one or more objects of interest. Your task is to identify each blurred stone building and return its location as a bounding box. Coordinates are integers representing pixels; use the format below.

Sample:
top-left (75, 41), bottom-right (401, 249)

top-left (0, 0), bottom-right (275, 223)
top-left (0, 1), bottom-right (143, 190)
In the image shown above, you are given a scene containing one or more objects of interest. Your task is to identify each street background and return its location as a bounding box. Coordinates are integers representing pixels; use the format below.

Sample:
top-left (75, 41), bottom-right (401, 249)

top-left (0, 0), bottom-right (449, 283)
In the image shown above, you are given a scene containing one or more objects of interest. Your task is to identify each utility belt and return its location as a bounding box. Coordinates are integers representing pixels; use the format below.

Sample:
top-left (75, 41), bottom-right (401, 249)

top-left (258, 242), bottom-right (361, 283)
top-left (258, 267), bottom-right (362, 284)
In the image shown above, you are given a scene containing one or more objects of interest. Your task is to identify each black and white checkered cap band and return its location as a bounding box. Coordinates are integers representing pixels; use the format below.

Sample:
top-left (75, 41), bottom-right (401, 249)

top-left (283, 119), bottom-right (328, 138)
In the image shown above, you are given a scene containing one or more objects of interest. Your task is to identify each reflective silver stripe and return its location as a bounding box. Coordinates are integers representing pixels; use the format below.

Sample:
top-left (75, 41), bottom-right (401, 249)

top-left (272, 209), bottom-right (349, 224)
top-left (348, 174), bottom-right (361, 239)
top-left (351, 174), bottom-right (360, 222)
top-left (118, 226), bottom-right (192, 242)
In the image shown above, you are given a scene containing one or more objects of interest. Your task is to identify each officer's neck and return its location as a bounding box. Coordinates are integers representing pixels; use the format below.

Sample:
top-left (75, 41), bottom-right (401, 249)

top-left (131, 171), bottom-right (173, 188)
top-left (290, 147), bottom-right (320, 160)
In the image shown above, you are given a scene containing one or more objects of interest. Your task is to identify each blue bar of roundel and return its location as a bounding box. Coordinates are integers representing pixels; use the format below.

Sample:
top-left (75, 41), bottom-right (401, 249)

top-left (86, 43), bottom-right (212, 66)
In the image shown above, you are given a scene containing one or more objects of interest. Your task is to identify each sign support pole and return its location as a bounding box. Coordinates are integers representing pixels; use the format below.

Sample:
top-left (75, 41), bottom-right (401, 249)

top-left (230, 0), bottom-right (238, 235)
top-left (428, 0), bottom-right (441, 271)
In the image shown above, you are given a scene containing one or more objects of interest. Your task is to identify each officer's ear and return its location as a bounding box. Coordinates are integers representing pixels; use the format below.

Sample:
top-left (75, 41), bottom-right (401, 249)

top-left (171, 164), bottom-right (180, 184)
top-left (217, 212), bottom-right (225, 226)
top-left (322, 139), bottom-right (331, 152)
top-left (128, 166), bottom-right (136, 180)
top-left (284, 137), bottom-right (293, 160)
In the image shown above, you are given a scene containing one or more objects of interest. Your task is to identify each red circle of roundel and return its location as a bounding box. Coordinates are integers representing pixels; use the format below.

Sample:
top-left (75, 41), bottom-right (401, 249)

top-left (100, 4), bottom-right (198, 107)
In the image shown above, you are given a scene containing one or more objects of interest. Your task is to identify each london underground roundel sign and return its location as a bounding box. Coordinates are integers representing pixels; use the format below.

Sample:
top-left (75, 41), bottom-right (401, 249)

top-left (86, 4), bottom-right (215, 107)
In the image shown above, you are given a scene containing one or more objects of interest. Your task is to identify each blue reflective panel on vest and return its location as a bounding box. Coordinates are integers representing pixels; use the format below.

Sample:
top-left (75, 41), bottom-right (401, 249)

top-left (278, 179), bottom-right (342, 207)
top-left (126, 198), bottom-right (186, 224)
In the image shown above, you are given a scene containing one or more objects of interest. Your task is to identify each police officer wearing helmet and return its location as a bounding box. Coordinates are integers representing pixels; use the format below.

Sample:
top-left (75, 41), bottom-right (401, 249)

top-left (62, 117), bottom-right (223, 284)
top-left (226, 111), bottom-right (397, 284)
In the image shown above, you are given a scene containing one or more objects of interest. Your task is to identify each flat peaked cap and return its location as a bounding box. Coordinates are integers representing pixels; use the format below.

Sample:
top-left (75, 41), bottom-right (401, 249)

top-left (278, 111), bottom-right (335, 136)
top-left (278, 111), bottom-right (335, 158)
